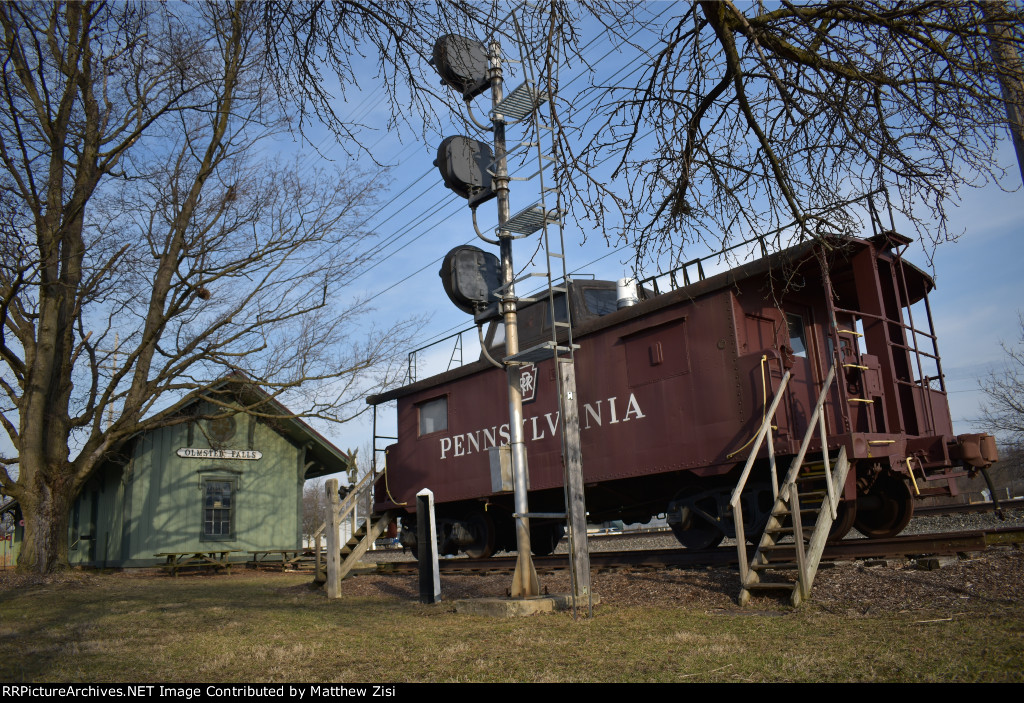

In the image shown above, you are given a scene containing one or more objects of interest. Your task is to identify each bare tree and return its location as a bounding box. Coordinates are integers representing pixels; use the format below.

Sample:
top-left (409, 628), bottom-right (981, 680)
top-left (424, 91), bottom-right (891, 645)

top-left (0, 2), bottom-right (412, 573)
top-left (559, 1), bottom-right (1024, 269)
top-left (982, 0), bottom-right (1024, 183)
top-left (258, 2), bottom-right (600, 142)
top-left (256, 2), bottom-right (1023, 273)
top-left (980, 316), bottom-right (1024, 447)
top-left (302, 478), bottom-right (329, 547)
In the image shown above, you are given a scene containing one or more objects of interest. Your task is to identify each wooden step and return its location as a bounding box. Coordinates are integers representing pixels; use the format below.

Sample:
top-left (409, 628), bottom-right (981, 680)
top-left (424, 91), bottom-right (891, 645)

top-left (798, 489), bottom-right (827, 500)
top-left (798, 456), bottom-right (838, 474)
top-left (797, 468), bottom-right (835, 482)
top-left (771, 506), bottom-right (819, 518)
top-left (759, 540), bottom-right (808, 550)
top-left (751, 561), bottom-right (799, 570)
top-left (744, 581), bottom-right (796, 591)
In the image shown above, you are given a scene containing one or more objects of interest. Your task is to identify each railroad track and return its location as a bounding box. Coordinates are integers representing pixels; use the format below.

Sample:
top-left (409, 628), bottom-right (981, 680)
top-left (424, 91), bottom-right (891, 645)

top-left (506, 499), bottom-right (1023, 547)
top-left (369, 525), bottom-right (1024, 576)
top-left (914, 497), bottom-right (1024, 515)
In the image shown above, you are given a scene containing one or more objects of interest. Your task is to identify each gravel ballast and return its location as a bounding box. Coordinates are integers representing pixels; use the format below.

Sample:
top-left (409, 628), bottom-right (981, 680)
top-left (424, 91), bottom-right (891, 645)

top-left (340, 508), bottom-right (1024, 612)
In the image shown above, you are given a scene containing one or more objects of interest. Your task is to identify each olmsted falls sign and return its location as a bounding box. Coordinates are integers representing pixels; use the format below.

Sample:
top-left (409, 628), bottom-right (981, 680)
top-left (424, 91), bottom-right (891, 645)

top-left (175, 448), bottom-right (263, 460)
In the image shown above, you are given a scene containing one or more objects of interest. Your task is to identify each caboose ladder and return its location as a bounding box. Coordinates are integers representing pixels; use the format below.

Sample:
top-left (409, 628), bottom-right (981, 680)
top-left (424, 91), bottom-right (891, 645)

top-left (735, 363), bottom-right (852, 607)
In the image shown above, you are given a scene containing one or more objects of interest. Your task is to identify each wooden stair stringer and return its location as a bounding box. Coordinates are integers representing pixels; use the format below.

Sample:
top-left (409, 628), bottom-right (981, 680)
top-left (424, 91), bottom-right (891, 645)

top-left (739, 446), bottom-right (850, 607)
top-left (337, 510), bottom-right (396, 582)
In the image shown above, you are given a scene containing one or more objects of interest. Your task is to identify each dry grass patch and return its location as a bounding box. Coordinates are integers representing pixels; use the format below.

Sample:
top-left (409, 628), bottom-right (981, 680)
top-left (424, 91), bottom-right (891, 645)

top-left (0, 564), bottom-right (1021, 682)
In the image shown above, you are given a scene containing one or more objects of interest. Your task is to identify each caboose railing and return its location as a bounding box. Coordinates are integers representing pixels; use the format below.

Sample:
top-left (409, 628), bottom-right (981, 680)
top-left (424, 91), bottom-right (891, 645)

top-left (406, 328), bottom-right (475, 384)
top-left (637, 234), bottom-right (771, 297)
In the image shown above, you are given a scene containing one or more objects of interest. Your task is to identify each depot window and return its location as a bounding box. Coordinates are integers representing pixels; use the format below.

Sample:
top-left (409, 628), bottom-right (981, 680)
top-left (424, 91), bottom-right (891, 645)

top-left (202, 478), bottom-right (235, 541)
top-left (418, 396), bottom-right (448, 436)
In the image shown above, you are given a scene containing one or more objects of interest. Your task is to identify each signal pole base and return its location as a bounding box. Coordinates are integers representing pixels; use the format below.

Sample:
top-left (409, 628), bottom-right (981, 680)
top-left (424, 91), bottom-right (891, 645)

top-left (510, 551), bottom-right (540, 598)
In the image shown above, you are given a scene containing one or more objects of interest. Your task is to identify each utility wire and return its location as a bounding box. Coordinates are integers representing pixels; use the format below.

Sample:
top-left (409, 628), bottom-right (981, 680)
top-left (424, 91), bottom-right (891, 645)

top-left (282, 6), bottom-right (673, 293)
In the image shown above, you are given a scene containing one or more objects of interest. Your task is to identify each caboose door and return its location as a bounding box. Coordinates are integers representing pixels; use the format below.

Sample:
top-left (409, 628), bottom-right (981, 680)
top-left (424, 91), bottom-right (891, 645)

top-left (780, 306), bottom-right (820, 442)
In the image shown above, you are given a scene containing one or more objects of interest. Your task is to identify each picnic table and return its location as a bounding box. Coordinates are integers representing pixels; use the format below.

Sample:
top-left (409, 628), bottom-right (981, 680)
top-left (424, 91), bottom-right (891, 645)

top-left (246, 549), bottom-right (322, 571)
top-left (155, 550), bottom-right (241, 576)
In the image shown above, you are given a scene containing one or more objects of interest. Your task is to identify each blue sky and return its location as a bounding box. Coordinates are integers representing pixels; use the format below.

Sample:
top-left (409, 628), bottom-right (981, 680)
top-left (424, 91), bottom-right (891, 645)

top-left (298, 18), bottom-right (1024, 466)
top-left (323, 148), bottom-right (1023, 463)
top-left (923, 170), bottom-right (1023, 432)
top-left (3, 6), bottom-right (1019, 496)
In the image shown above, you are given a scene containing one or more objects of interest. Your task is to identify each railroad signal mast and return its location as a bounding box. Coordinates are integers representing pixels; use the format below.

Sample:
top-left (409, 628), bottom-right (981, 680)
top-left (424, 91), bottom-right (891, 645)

top-left (430, 29), bottom-right (592, 610)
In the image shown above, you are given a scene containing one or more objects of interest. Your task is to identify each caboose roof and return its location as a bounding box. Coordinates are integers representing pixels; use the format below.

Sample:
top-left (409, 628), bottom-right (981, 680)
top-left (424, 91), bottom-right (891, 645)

top-left (368, 234), bottom-right (934, 405)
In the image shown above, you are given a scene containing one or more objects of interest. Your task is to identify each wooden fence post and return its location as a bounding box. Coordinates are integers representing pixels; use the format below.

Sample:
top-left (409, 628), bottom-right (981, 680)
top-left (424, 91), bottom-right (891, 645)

top-left (325, 479), bottom-right (341, 599)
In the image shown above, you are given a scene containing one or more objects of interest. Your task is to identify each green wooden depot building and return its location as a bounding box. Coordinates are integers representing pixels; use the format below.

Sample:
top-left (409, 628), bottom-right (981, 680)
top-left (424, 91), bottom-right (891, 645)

top-left (55, 384), bottom-right (353, 568)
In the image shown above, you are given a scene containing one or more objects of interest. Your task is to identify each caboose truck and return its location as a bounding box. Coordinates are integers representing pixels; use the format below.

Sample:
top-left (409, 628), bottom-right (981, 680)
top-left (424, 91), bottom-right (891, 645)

top-left (369, 231), bottom-right (998, 558)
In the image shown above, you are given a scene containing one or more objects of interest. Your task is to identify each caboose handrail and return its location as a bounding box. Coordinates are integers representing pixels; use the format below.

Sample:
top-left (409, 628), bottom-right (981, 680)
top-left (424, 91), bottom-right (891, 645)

top-left (637, 234), bottom-right (771, 297)
top-left (406, 327), bottom-right (475, 383)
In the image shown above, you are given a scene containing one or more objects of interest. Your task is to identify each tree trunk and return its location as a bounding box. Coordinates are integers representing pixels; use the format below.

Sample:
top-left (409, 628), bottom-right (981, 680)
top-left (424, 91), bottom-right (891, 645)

top-left (983, 1), bottom-right (1024, 186)
top-left (16, 469), bottom-right (74, 574)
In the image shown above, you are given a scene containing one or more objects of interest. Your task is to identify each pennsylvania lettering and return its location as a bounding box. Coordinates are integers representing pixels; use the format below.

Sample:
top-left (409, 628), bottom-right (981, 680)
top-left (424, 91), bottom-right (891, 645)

top-left (439, 393), bottom-right (646, 459)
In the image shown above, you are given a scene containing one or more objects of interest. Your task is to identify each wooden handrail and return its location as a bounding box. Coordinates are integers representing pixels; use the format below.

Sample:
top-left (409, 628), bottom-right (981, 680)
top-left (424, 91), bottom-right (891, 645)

top-left (729, 370), bottom-right (791, 509)
top-left (314, 468), bottom-right (382, 580)
top-left (775, 362), bottom-right (840, 596)
top-left (733, 361), bottom-right (839, 587)
top-left (730, 370), bottom-right (789, 581)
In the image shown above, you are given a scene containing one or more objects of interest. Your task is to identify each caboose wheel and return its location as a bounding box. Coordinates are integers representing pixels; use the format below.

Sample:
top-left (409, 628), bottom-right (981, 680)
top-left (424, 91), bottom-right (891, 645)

top-left (668, 486), bottom-right (726, 549)
top-left (399, 517), bottom-right (420, 558)
top-left (740, 482), bottom-right (775, 544)
top-left (463, 511), bottom-right (497, 559)
top-left (854, 474), bottom-right (914, 539)
top-left (827, 499), bottom-right (857, 542)
top-left (531, 523), bottom-right (565, 556)
top-left (669, 506), bottom-right (725, 549)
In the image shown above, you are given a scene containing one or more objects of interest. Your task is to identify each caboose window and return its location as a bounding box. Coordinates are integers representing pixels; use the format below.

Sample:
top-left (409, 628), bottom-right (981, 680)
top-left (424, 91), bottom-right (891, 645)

top-left (545, 292), bottom-right (569, 328)
top-left (418, 397), bottom-right (448, 436)
top-left (786, 313), bottom-right (808, 358)
top-left (584, 288), bottom-right (618, 317)
top-left (854, 317), bottom-right (868, 354)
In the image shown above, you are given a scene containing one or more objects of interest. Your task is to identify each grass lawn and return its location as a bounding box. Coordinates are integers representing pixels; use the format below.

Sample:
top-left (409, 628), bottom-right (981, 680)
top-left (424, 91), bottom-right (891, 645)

top-left (0, 569), bottom-right (1021, 683)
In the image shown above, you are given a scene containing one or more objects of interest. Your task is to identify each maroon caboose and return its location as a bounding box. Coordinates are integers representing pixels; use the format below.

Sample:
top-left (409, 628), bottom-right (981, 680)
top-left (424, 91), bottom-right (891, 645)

top-left (369, 232), bottom-right (996, 556)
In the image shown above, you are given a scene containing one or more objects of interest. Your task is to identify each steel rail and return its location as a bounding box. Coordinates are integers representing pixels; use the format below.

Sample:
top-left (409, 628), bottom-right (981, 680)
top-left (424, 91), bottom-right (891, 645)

top-left (372, 526), bottom-right (1022, 575)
